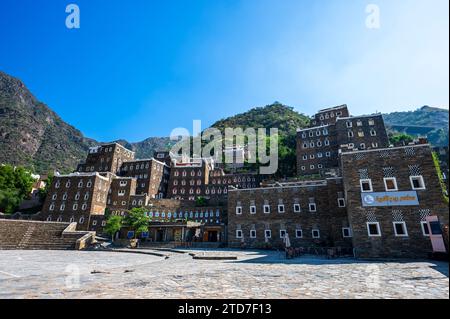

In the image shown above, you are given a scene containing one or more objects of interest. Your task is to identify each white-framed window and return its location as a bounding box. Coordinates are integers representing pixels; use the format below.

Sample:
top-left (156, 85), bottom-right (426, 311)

top-left (317, 141), bottom-right (322, 147)
top-left (295, 229), bottom-right (303, 238)
top-left (301, 166), bottom-right (306, 171)
top-left (312, 229), bottom-right (320, 238)
top-left (236, 230), bottom-right (243, 238)
top-left (52, 194), bottom-right (57, 200)
top-left (357, 120), bottom-right (363, 127)
top-left (348, 131), bottom-right (354, 138)
top-left (264, 229), bottom-right (272, 238)
top-left (250, 206), bottom-right (256, 214)
top-left (46, 216), bottom-right (52, 221)
top-left (370, 129), bottom-right (377, 136)
top-left (360, 179), bottom-right (373, 192)
top-left (410, 175), bottom-right (426, 190)
top-left (49, 204), bottom-right (55, 211)
top-left (309, 203), bottom-right (317, 212)
top-left (420, 221), bottom-right (430, 236)
top-left (303, 155), bottom-right (308, 160)
top-left (326, 152), bottom-right (331, 157)
top-left (92, 220), bottom-right (97, 226)
top-left (280, 229), bottom-right (287, 238)
top-left (368, 119), bottom-right (375, 126)
top-left (102, 220), bottom-right (106, 227)
top-left (62, 193), bottom-right (68, 200)
top-left (317, 152), bottom-right (323, 158)
top-left (309, 131), bottom-right (314, 137)
top-left (357, 131), bottom-right (364, 137)
top-left (367, 222), bottom-right (381, 237)
top-left (346, 121), bottom-right (352, 128)
top-left (236, 206), bottom-right (242, 215)
top-left (55, 182), bottom-right (60, 189)
top-left (337, 198), bottom-right (346, 207)
top-left (318, 164), bottom-right (323, 169)
top-left (393, 222), bottom-right (408, 237)
top-left (303, 142), bottom-right (308, 148)
top-left (75, 193), bottom-right (80, 200)
top-left (383, 177), bottom-right (398, 192)
top-left (324, 139), bottom-right (330, 146)
top-left (250, 230), bottom-right (256, 238)
top-left (302, 132), bottom-right (307, 138)
top-left (60, 204), bottom-right (65, 211)
top-left (263, 205), bottom-right (271, 214)
top-left (120, 181), bottom-right (127, 187)
top-left (310, 142), bottom-right (315, 147)
top-left (310, 154), bottom-right (315, 159)
top-left (118, 190), bottom-right (126, 196)
top-left (310, 165), bottom-right (315, 170)
top-left (278, 205), bottom-right (285, 213)
top-left (348, 143), bottom-right (355, 148)
top-left (82, 203), bottom-right (87, 210)
top-left (79, 217), bottom-right (85, 224)
top-left (293, 204), bottom-right (301, 213)
top-left (342, 227), bottom-right (352, 238)
top-left (360, 143), bottom-right (366, 150)
top-left (73, 204), bottom-right (78, 211)
top-left (372, 142), bottom-right (378, 148)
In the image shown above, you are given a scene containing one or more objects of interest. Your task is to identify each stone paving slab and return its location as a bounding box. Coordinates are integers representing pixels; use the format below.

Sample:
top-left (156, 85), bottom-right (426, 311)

top-left (0, 250), bottom-right (448, 299)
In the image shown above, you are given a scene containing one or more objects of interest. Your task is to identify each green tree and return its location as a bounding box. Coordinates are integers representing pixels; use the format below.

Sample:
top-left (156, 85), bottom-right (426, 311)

top-left (195, 196), bottom-right (207, 206)
top-left (123, 207), bottom-right (149, 239)
top-left (389, 133), bottom-right (414, 146)
top-left (104, 215), bottom-right (123, 242)
top-left (38, 172), bottom-right (54, 201)
top-left (0, 165), bottom-right (35, 214)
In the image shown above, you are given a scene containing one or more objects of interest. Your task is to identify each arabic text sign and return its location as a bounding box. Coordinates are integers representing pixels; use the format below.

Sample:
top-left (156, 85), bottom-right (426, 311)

top-left (361, 191), bottom-right (419, 207)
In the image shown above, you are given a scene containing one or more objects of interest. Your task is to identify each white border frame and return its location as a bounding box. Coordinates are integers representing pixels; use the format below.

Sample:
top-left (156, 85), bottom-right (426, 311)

top-left (312, 229), bottom-right (320, 239)
top-left (383, 177), bottom-right (399, 192)
top-left (367, 222), bottom-right (381, 237)
top-left (410, 175), bottom-right (426, 190)
top-left (342, 227), bottom-right (352, 238)
top-left (393, 221), bottom-right (408, 237)
top-left (235, 206), bottom-right (242, 215)
top-left (360, 179), bottom-right (373, 193)
top-left (263, 205), bottom-right (271, 214)
top-left (420, 221), bottom-right (430, 236)
top-left (236, 229), bottom-right (243, 239)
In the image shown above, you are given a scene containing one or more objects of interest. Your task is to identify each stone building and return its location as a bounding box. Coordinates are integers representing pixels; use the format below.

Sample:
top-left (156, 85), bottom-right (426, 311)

top-left (40, 172), bottom-right (112, 230)
top-left (119, 158), bottom-right (170, 199)
top-left (77, 143), bottom-right (135, 174)
top-left (340, 144), bottom-right (449, 258)
top-left (106, 177), bottom-right (137, 214)
top-left (227, 179), bottom-right (352, 250)
top-left (167, 158), bottom-right (213, 201)
top-left (297, 107), bottom-right (389, 176)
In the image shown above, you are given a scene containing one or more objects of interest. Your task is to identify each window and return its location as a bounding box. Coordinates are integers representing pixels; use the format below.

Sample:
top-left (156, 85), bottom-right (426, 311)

top-left (368, 119), bottom-right (375, 126)
top-left (102, 220), bottom-right (106, 227)
top-left (303, 142), bottom-right (308, 148)
top-left (370, 129), bottom-right (377, 136)
top-left (372, 142), bottom-right (378, 148)
top-left (421, 221), bottom-right (430, 236)
top-left (324, 139), bottom-right (330, 146)
top-left (263, 205), bottom-right (270, 214)
top-left (280, 230), bottom-right (287, 238)
top-left (78, 181), bottom-right (83, 188)
top-left (296, 229), bottom-right (303, 238)
top-left (278, 205), bottom-right (285, 213)
top-left (92, 220), bottom-right (97, 226)
top-left (250, 206), bottom-right (256, 214)
top-left (367, 222), bottom-right (381, 237)
top-left (317, 152), bottom-right (323, 158)
top-left (393, 222), bottom-right (408, 237)
top-left (301, 166), bottom-right (306, 171)
top-left (52, 194), bottom-right (57, 200)
top-left (312, 229), bottom-right (320, 238)
top-left (236, 230), bottom-right (243, 238)
top-left (410, 176), bottom-right (425, 190)
top-left (118, 190), bottom-right (126, 196)
top-left (73, 204), bottom-right (78, 210)
top-left (293, 204), bottom-right (301, 213)
top-left (82, 204), bottom-right (87, 210)
top-left (384, 177), bottom-right (398, 191)
top-left (318, 164), bottom-right (323, 169)
top-left (49, 204), bottom-right (55, 211)
top-left (310, 154), bottom-right (315, 159)
top-left (317, 141), bottom-right (322, 147)
top-left (303, 155), bottom-right (307, 160)
top-left (360, 179), bottom-right (373, 192)
top-left (310, 165), bottom-right (315, 170)
top-left (302, 133), bottom-right (306, 139)
top-left (358, 131), bottom-right (364, 137)
top-left (360, 143), bottom-right (366, 150)
top-left (326, 152), bottom-right (331, 157)
top-left (337, 198), bottom-right (346, 207)
top-left (310, 142), bottom-right (315, 147)
top-left (250, 230), bottom-right (256, 238)
top-left (265, 230), bottom-right (272, 238)
top-left (357, 120), bottom-right (363, 127)
top-left (348, 131), bottom-right (354, 138)
top-left (120, 181), bottom-right (127, 187)
top-left (309, 203), bottom-right (317, 212)
top-left (79, 217), bottom-right (85, 224)
top-left (346, 121), bottom-right (353, 128)
top-left (236, 206), bottom-right (242, 215)
top-left (342, 228), bottom-right (352, 237)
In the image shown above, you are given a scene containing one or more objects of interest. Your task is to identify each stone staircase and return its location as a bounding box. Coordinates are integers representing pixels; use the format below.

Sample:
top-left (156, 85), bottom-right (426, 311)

top-left (0, 220), bottom-right (95, 250)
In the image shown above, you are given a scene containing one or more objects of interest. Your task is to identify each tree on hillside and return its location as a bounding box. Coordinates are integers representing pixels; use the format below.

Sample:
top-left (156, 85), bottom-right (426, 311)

top-left (123, 207), bottom-right (149, 239)
top-left (389, 133), bottom-right (414, 146)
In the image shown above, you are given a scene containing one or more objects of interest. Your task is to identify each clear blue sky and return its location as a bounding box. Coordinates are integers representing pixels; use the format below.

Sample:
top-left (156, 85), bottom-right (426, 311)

top-left (0, 0), bottom-right (448, 142)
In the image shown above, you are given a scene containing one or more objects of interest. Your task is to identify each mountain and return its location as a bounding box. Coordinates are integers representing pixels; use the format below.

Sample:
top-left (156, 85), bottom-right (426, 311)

top-left (382, 106), bottom-right (449, 146)
top-left (0, 72), bottom-right (171, 174)
top-left (210, 102), bottom-right (310, 137)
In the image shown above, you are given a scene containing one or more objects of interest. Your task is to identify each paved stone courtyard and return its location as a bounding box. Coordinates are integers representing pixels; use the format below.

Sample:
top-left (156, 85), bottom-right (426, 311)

top-left (0, 249), bottom-right (448, 299)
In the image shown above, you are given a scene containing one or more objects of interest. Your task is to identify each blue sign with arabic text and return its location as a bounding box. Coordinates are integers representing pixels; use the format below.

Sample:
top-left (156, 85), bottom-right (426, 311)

top-left (361, 191), bottom-right (419, 207)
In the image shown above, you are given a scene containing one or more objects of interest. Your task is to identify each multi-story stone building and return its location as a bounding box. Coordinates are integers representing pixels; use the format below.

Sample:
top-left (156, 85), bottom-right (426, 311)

top-left (77, 143), bottom-right (135, 174)
top-left (119, 158), bottom-right (170, 199)
top-left (340, 144), bottom-right (449, 258)
top-left (227, 179), bottom-right (352, 250)
top-left (106, 177), bottom-right (137, 214)
top-left (167, 158), bottom-right (213, 201)
top-left (297, 107), bottom-right (389, 176)
top-left (40, 172), bottom-right (112, 230)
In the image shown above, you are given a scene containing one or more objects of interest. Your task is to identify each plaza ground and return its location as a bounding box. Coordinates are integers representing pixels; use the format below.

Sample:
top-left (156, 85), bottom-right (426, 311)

top-left (0, 249), bottom-right (448, 299)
